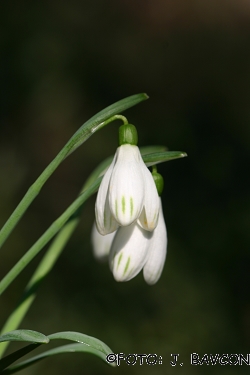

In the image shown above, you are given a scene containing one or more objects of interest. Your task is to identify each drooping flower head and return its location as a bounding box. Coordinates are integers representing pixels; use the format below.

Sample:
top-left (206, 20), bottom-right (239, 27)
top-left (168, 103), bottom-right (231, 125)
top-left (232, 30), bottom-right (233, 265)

top-left (95, 123), bottom-right (160, 235)
top-left (93, 120), bottom-right (168, 285)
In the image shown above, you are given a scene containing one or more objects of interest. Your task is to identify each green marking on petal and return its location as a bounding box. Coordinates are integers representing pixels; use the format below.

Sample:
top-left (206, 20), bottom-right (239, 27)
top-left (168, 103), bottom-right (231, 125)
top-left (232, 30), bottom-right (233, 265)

top-left (104, 210), bottom-right (107, 227)
top-left (127, 267), bottom-right (134, 278)
top-left (123, 257), bottom-right (131, 275)
top-left (122, 196), bottom-right (126, 214)
top-left (117, 253), bottom-right (123, 269)
top-left (130, 197), bottom-right (134, 217)
top-left (115, 199), bottom-right (118, 218)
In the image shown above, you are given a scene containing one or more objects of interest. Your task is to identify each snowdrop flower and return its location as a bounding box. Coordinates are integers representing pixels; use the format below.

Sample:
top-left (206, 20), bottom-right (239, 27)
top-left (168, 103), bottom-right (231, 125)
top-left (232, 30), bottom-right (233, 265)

top-left (91, 222), bottom-right (116, 262)
top-left (109, 197), bottom-right (167, 285)
top-left (95, 124), bottom-right (159, 235)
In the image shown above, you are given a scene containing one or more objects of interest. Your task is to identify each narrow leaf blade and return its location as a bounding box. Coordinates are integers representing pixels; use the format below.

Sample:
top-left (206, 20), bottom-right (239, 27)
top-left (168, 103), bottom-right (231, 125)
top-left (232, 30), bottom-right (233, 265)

top-left (144, 151), bottom-right (187, 166)
top-left (48, 331), bottom-right (112, 355)
top-left (0, 330), bottom-right (49, 344)
top-left (140, 145), bottom-right (167, 155)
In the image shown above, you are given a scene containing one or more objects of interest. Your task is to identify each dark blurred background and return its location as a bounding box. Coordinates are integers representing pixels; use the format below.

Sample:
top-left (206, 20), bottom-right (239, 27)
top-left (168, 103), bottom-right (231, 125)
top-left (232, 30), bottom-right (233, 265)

top-left (1, 1), bottom-right (250, 374)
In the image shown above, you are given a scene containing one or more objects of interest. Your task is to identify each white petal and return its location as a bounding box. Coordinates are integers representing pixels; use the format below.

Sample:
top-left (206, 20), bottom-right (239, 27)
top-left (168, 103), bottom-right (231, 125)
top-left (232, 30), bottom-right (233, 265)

top-left (95, 152), bottom-right (119, 235)
top-left (109, 223), bottom-right (152, 282)
top-left (109, 144), bottom-right (144, 226)
top-left (143, 198), bottom-right (167, 285)
top-left (91, 222), bottom-right (116, 262)
top-left (138, 163), bottom-right (160, 231)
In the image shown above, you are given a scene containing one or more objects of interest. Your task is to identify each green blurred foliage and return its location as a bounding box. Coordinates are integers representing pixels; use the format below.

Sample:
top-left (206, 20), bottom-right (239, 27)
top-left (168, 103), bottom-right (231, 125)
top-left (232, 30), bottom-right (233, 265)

top-left (1, 1), bottom-right (250, 374)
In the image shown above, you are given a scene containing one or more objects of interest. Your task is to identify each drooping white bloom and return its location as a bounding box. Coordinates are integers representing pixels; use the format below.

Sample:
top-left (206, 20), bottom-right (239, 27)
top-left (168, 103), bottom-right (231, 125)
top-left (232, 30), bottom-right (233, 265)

top-left (91, 222), bottom-right (116, 262)
top-left (95, 144), bottom-right (159, 235)
top-left (109, 197), bottom-right (167, 284)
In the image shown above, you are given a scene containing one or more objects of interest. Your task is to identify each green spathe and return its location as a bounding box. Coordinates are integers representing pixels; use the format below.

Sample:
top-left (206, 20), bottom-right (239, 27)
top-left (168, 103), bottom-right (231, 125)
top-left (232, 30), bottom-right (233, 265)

top-left (119, 124), bottom-right (138, 146)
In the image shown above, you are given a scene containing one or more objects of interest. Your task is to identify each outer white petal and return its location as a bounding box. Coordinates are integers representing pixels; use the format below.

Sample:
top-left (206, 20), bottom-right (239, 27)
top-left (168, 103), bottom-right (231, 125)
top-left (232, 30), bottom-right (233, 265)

top-left (95, 152), bottom-right (119, 235)
top-left (138, 162), bottom-right (160, 231)
top-left (91, 222), bottom-right (116, 262)
top-left (109, 144), bottom-right (145, 226)
top-left (143, 198), bottom-right (167, 285)
top-left (109, 223), bottom-right (152, 282)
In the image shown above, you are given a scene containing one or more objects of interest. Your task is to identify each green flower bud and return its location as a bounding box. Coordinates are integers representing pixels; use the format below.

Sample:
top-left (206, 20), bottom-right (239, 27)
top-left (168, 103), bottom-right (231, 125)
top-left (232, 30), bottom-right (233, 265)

top-left (152, 170), bottom-right (164, 196)
top-left (119, 124), bottom-right (138, 146)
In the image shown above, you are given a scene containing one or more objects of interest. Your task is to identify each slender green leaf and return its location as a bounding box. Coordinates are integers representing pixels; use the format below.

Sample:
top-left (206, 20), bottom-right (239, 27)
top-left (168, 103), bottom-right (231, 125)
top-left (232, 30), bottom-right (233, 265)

top-left (144, 151), bottom-right (187, 166)
top-left (48, 331), bottom-right (112, 356)
top-left (0, 330), bottom-right (49, 345)
top-left (140, 145), bottom-right (167, 155)
top-left (2, 343), bottom-right (115, 374)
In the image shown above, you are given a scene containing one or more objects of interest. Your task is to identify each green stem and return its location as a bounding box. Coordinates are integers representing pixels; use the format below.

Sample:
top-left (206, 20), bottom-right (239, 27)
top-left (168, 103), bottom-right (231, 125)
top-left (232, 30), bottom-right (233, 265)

top-left (0, 177), bottom-right (102, 296)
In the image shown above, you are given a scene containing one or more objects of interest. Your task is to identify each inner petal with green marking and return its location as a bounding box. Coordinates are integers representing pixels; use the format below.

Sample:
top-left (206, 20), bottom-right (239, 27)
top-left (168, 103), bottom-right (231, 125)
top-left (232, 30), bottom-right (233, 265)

top-left (130, 197), bottom-right (134, 217)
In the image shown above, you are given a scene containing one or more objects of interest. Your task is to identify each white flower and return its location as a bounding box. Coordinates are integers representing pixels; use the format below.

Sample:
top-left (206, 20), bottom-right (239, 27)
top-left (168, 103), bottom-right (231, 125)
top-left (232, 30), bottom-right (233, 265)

top-left (91, 222), bottom-right (116, 262)
top-left (95, 144), bottom-right (159, 235)
top-left (109, 197), bottom-right (167, 284)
